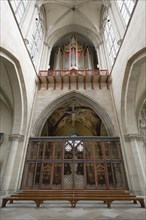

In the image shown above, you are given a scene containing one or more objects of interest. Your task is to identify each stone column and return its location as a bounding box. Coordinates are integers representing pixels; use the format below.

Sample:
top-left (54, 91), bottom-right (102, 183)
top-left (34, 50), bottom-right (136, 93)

top-left (1, 134), bottom-right (24, 192)
top-left (95, 41), bottom-right (107, 70)
top-left (95, 45), bottom-right (102, 69)
top-left (55, 47), bottom-right (62, 70)
top-left (45, 44), bottom-right (51, 70)
top-left (43, 43), bottom-right (50, 68)
top-left (42, 43), bottom-right (47, 70)
top-left (124, 134), bottom-right (146, 195)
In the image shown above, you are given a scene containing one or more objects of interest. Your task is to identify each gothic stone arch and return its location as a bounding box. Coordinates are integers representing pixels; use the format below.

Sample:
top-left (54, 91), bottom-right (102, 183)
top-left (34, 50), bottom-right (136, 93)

top-left (32, 91), bottom-right (116, 137)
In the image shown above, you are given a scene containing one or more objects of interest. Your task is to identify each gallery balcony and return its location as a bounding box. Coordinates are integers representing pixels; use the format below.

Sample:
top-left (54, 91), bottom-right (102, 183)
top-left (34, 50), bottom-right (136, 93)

top-left (38, 69), bottom-right (110, 90)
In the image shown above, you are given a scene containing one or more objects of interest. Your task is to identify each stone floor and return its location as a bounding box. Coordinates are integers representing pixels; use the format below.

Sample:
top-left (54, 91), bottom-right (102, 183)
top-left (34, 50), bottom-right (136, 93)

top-left (0, 200), bottom-right (146, 220)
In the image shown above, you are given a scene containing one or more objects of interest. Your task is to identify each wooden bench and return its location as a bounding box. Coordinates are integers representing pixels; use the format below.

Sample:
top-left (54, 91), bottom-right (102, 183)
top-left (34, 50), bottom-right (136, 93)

top-left (1, 191), bottom-right (74, 208)
top-left (1, 190), bottom-right (145, 208)
top-left (8, 189), bottom-right (133, 205)
top-left (72, 191), bottom-right (145, 208)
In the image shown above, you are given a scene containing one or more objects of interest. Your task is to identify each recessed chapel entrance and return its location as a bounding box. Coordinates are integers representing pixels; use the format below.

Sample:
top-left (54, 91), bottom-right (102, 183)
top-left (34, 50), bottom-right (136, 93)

top-left (21, 100), bottom-right (128, 190)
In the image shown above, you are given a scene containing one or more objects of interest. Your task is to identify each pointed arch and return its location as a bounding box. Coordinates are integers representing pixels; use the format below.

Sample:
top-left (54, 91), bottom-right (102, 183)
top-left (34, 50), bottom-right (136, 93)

top-left (32, 91), bottom-right (116, 136)
top-left (0, 47), bottom-right (27, 135)
top-left (121, 48), bottom-right (146, 134)
top-left (46, 24), bottom-right (100, 49)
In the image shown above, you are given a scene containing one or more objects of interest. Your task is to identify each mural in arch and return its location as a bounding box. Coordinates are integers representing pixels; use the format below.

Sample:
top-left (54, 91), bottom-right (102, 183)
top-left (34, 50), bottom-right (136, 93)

top-left (41, 99), bottom-right (108, 136)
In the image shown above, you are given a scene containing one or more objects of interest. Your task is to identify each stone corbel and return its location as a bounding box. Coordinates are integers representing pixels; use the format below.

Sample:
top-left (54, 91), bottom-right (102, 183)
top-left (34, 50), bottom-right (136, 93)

top-left (124, 134), bottom-right (143, 142)
top-left (9, 134), bottom-right (24, 142)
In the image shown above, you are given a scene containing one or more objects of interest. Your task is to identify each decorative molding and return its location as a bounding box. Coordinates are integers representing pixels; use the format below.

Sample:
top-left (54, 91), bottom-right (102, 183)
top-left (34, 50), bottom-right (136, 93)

top-left (124, 134), bottom-right (143, 142)
top-left (138, 100), bottom-right (146, 143)
top-left (9, 134), bottom-right (24, 142)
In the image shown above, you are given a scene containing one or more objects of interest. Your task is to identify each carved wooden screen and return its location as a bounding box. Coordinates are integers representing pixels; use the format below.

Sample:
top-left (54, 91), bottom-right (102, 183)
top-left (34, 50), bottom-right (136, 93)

top-left (21, 138), bottom-right (128, 190)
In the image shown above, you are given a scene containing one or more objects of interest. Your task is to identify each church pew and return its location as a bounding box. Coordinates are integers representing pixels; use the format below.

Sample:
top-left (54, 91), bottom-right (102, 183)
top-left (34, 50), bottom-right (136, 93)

top-left (72, 192), bottom-right (145, 208)
top-left (1, 190), bottom-right (145, 208)
top-left (13, 189), bottom-right (138, 204)
top-left (1, 193), bottom-right (74, 208)
top-left (8, 189), bottom-right (133, 204)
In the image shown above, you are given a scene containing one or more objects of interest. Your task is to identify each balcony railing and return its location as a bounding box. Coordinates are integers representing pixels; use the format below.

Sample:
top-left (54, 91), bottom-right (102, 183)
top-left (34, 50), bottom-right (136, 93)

top-left (39, 69), bottom-right (109, 77)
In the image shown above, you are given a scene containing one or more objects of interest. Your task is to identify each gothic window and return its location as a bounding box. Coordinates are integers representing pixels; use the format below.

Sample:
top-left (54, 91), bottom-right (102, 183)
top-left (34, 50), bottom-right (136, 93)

top-left (116, 0), bottom-right (135, 25)
top-left (28, 17), bottom-right (43, 67)
top-left (65, 139), bottom-right (83, 152)
top-left (10, 0), bottom-right (29, 24)
top-left (103, 15), bottom-right (119, 65)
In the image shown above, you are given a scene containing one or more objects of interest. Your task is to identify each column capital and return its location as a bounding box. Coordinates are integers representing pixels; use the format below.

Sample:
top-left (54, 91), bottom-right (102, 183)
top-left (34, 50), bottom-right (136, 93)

top-left (124, 134), bottom-right (143, 142)
top-left (9, 134), bottom-right (24, 142)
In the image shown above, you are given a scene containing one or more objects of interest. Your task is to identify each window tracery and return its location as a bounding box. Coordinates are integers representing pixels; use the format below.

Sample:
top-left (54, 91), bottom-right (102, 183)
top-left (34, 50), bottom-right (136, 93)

top-left (28, 16), bottom-right (44, 67)
top-left (10, 0), bottom-right (29, 23)
top-left (116, 0), bottom-right (135, 25)
top-left (103, 14), bottom-right (119, 65)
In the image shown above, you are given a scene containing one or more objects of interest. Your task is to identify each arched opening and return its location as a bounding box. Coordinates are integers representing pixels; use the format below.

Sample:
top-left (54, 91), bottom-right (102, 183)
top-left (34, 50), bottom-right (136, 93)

top-left (121, 49), bottom-right (146, 135)
top-left (32, 91), bottom-right (116, 136)
top-left (41, 99), bottom-right (107, 137)
top-left (21, 92), bottom-right (127, 190)
top-left (0, 49), bottom-right (27, 191)
top-left (0, 52), bottom-right (26, 135)
top-left (49, 33), bottom-right (98, 71)
top-left (121, 49), bottom-right (146, 193)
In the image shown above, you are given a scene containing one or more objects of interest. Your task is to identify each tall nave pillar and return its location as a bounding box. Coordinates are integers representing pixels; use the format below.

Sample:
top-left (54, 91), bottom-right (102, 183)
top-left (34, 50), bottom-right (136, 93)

top-left (1, 134), bottom-right (24, 192)
top-left (124, 134), bottom-right (146, 195)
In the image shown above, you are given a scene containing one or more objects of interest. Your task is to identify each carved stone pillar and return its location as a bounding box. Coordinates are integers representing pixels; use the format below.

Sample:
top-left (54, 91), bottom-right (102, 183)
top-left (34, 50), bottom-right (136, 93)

top-left (1, 134), bottom-right (24, 191)
top-left (124, 134), bottom-right (146, 194)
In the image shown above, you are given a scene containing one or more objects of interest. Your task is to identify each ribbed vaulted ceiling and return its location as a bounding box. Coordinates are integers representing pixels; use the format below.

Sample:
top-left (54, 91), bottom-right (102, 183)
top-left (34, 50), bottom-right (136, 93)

top-left (37, 0), bottom-right (110, 47)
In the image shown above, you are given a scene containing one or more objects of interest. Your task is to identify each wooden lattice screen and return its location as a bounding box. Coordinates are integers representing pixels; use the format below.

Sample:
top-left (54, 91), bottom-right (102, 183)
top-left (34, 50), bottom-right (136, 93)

top-left (21, 137), bottom-right (128, 190)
